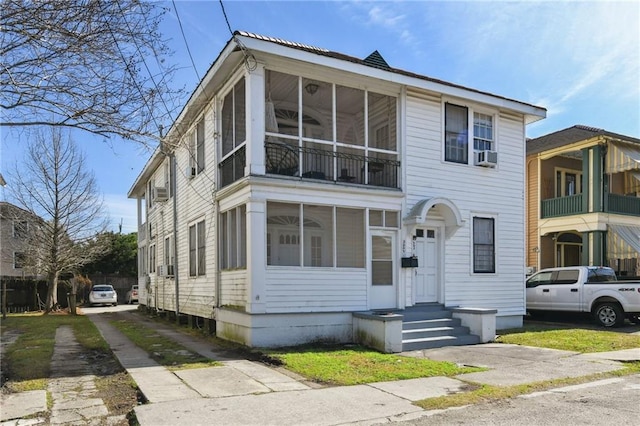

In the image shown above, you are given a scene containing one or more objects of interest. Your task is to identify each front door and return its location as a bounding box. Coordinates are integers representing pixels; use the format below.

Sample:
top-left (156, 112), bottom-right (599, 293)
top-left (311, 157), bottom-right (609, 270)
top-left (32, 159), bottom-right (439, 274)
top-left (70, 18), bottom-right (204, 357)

top-left (415, 228), bottom-right (438, 303)
top-left (369, 231), bottom-right (396, 309)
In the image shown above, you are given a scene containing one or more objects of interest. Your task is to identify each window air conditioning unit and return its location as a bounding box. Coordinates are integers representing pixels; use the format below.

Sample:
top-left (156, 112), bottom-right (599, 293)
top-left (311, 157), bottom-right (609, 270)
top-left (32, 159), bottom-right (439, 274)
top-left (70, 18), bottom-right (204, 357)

top-left (475, 150), bottom-right (498, 167)
top-left (152, 187), bottom-right (169, 202)
top-left (187, 166), bottom-right (196, 179)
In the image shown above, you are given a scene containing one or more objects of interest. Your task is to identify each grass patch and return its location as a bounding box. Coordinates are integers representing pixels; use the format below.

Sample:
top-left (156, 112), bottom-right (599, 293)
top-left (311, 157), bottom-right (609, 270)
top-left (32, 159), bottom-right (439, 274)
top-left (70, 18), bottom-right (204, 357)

top-left (496, 326), bottom-right (640, 353)
top-left (264, 345), bottom-right (483, 385)
top-left (415, 323), bottom-right (640, 411)
top-left (1, 312), bottom-right (110, 391)
top-left (109, 319), bottom-right (221, 370)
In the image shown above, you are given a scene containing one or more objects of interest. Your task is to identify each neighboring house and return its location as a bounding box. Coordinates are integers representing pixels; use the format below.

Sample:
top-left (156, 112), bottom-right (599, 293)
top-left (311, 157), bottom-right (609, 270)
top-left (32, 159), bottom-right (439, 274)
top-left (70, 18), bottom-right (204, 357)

top-left (526, 125), bottom-right (640, 277)
top-left (0, 201), bottom-right (40, 280)
top-left (129, 31), bottom-right (546, 350)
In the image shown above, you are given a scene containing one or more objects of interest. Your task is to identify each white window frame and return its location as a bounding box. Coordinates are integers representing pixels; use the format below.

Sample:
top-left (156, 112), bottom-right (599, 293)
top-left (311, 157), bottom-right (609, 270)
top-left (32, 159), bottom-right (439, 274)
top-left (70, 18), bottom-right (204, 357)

top-left (443, 100), bottom-right (498, 167)
top-left (13, 221), bottom-right (28, 238)
top-left (471, 214), bottom-right (497, 274)
top-left (164, 235), bottom-right (174, 267)
top-left (14, 251), bottom-right (25, 269)
top-left (188, 117), bottom-right (206, 177)
top-left (188, 219), bottom-right (206, 277)
top-left (555, 167), bottom-right (582, 197)
top-left (149, 244), bottom-right (156, 274)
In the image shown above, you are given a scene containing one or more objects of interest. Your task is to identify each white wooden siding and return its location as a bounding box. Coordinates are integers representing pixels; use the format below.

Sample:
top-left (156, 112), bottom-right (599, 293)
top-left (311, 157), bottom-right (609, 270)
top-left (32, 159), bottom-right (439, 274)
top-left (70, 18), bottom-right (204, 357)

top-left (220, 270), bottom-right (247, 308)
top-left (404, 90), bottom-right (526, 314)
top-left (265, 269), bottom-right (368, 312)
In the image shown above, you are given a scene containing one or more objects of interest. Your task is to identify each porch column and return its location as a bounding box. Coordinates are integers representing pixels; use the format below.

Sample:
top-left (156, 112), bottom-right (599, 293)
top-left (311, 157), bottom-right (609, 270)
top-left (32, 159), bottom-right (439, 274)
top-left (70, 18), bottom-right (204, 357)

top-left (581, 148), bottom-right (590, 213)
top-left (590, 145), bottom-right (604, 212)
top-left (581, 232), bottom-right (589, 265)
top-left (245, 64), bottom-right (266, 175)
top-left (592, 231), bottom-right (606, 266)
top-left (246, 199), bottom-right (266, 313)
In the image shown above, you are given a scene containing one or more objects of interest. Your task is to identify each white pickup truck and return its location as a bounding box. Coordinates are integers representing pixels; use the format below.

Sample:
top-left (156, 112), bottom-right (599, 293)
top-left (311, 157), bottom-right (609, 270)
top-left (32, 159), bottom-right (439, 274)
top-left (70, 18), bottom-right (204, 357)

top-left (526, 266), bottom-right (640, 327)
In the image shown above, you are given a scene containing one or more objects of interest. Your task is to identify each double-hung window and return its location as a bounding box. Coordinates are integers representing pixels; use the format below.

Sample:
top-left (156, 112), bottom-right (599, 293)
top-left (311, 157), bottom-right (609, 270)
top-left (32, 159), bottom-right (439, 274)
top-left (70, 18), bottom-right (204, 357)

top-left (164, 235), bottom-right (173, 266)
top-left (13, 221), bottom-right (28, 239)
top-left (14, 252), bottom-right (25, 269)
top-left (445, 103), bottom-right (495, 165)
top-left (189, 219), bottom-right (206, 276)
top-left (189, 118), bottom-right (205, 176)
top-left (473, 217), bottom-right (495, 273)
top-left (149, 244), bottom-right (156, 273)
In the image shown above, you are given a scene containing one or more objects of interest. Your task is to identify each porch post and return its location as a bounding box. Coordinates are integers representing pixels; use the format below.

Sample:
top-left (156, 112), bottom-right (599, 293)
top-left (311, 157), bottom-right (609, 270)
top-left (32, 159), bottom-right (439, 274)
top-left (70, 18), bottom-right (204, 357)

top-left (246, 199), bottom-right (266, 313)
top-left (581, 148), bottom-right (590, 213)
top-left (245, 64), bottom-right (266, 175)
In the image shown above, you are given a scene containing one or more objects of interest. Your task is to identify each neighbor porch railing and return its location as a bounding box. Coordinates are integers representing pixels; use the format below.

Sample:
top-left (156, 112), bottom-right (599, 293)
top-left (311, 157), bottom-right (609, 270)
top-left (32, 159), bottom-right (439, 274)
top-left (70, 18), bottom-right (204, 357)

top-left (606, 193), bottom-right (640, 216)
top-left (541, 192), bottom-right (640, 218)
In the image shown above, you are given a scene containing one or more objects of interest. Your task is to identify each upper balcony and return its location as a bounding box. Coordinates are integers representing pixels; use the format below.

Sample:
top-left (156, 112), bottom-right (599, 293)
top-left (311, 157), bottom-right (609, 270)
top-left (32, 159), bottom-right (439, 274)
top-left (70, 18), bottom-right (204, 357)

top-left (541, 193), bottom-right (640, 218)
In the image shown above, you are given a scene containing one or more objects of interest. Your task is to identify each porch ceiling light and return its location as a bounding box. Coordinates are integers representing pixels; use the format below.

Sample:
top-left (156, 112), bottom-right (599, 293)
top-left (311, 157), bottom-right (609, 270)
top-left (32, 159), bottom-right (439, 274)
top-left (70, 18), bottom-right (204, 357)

top-left (305, 83), bottom-right (319, 95)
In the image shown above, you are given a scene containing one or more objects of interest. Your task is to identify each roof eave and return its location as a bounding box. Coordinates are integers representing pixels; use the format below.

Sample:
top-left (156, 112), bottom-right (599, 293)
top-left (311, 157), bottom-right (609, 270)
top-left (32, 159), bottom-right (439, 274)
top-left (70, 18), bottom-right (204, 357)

top-left (236, 34), bottom-right (546, 121)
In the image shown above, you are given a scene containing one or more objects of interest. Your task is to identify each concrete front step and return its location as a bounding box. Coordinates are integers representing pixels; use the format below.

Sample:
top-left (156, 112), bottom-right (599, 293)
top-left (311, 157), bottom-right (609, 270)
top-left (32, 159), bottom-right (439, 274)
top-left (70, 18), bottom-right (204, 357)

top-left (400, 304), bottom-right (480, 351)
top-left (403, 317), bottom-right (461, 330)
top-left (402, 325), bottom-right (472, 340)
top-left (402, 334), bottom-right (481, 351)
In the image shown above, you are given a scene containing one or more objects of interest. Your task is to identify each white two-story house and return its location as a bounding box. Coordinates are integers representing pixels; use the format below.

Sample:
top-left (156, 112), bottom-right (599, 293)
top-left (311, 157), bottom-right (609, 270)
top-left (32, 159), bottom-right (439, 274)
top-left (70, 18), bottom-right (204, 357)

top-left (129, 31), bottom-right (546, 350)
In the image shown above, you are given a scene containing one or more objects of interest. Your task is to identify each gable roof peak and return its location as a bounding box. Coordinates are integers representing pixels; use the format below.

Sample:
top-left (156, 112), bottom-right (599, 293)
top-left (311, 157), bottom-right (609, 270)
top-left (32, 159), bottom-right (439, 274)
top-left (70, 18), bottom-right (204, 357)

top-left (363, 50), bottom-right (390, 69)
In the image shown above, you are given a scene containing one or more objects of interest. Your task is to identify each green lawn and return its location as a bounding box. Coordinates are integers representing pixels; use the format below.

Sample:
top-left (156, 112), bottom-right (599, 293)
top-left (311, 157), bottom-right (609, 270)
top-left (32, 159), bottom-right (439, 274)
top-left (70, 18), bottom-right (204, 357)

top-left (265, 345), bottom-right (483, 385)
top-left (1, 313), bottom-right (108, 391)
top-left (496, 324), bottom-right (640, 352)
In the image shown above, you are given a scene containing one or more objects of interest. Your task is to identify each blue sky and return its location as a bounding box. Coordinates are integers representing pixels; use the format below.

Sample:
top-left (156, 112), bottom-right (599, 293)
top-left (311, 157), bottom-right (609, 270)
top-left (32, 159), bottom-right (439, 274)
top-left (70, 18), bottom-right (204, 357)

top-left (1, 0), bottom-right (638, 234)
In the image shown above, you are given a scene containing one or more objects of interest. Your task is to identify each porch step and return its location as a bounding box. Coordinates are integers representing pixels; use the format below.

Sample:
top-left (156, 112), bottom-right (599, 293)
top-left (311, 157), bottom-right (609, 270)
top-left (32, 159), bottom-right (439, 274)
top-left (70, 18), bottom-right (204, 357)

top-left (402, 334), bottom-right (481, 351)
top-left (400, 304), bottom-right (481, 351)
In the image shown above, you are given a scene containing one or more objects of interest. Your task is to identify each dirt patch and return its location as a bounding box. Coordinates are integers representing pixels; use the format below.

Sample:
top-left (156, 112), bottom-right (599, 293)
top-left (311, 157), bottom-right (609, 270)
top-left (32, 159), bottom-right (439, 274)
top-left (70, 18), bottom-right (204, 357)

top-left (88, 349), bottom-right (140, 420)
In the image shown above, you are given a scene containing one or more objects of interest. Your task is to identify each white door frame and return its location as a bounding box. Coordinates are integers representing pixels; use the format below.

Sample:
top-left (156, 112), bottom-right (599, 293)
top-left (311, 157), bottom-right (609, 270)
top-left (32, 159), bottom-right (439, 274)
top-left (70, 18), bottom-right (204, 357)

top-left (412, 222), bottom-right (445, 305)
top-left (368, 230), bottom-right (398, 310)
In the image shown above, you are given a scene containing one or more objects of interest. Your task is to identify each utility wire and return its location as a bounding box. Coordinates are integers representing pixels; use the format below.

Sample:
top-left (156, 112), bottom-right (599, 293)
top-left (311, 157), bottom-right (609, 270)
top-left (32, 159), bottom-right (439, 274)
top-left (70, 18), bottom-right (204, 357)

top-left (172, 0), bottom-right (200, 82)
top-left (218, 0), bottom-right (257, 72)
top-left (115, 0), bottom-right (174, 122)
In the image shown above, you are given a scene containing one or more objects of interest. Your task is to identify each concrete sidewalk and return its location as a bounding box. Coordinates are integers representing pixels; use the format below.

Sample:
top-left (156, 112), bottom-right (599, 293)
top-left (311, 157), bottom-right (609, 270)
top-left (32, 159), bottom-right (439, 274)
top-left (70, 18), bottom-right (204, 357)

top-left (90, 311), bottom-right (640, 426)
top-left (3, 311), bottom-right (639, 425)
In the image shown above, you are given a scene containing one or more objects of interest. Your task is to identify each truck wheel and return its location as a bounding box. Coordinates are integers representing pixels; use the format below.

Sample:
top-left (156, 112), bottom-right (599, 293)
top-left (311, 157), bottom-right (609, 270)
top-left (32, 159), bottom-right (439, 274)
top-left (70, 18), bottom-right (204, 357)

top-left (593, 303), bottom-right (624, 327)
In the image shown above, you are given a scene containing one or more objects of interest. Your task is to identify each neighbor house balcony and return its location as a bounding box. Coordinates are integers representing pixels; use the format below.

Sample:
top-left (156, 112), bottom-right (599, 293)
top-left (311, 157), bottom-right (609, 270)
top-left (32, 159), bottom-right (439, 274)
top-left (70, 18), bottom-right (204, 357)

top-left (264, 141), bottom-right (400, 189)
top-left (541, 193), bottom-right (640, 218)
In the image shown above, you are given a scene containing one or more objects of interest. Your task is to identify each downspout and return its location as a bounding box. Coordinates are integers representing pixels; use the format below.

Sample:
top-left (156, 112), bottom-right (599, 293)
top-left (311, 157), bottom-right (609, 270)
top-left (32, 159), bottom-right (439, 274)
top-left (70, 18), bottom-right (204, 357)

top-left (171, 151), bottom-right (179, 324)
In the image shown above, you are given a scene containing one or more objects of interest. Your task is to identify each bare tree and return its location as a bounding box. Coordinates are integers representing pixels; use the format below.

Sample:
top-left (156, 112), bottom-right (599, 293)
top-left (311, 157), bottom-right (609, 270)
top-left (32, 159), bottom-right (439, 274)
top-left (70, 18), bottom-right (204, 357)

top-left (9, 128), bottom-right (108, 312)
top-left (1, 0), bottom-right (183, 144)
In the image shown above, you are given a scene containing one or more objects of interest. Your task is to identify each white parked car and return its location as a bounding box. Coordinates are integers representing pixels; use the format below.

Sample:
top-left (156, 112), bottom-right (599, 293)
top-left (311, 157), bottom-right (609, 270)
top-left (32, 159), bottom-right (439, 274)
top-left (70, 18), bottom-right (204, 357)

top-left (88, 284), bottom-right (118, 306)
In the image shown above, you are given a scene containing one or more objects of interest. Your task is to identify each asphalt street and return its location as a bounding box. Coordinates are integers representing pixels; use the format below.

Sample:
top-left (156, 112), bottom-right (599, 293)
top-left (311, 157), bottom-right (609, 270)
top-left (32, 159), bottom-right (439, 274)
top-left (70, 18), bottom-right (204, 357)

top-left (394, 374), bottom-right (640, 425)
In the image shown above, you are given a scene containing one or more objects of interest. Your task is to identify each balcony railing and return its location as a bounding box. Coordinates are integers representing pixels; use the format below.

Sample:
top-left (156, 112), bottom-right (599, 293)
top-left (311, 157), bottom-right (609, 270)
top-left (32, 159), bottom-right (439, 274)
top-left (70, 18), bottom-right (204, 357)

top-left (219, 146), bottom-right (246, 188)
top-left (541, 193), bottom-right (640, 218)
top-left (541, 194), bottom-right (584, 218)
top-left (606, 193), bottom-right (640, 216)
top-left (265, 141), bottom-right (400, 189)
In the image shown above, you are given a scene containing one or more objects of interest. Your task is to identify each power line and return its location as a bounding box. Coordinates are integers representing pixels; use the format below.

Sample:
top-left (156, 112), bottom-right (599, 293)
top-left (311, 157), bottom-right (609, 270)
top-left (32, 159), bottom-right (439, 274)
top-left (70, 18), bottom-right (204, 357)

top-left (172, 0), bottom-right (200, 82)
top-left (115, 0), bottom-right (174, 121)
top-left (219, 0), bottom-right (234, 37)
